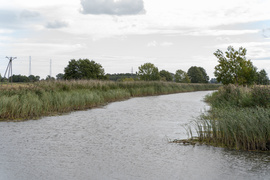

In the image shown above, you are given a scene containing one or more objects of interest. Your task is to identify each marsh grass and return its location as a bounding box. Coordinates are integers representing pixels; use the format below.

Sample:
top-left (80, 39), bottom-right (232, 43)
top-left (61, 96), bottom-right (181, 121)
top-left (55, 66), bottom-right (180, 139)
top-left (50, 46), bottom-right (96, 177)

top-left (0, 80), bottom-right (220, 121)
top-left (192, 85), bottom-right (270, 151)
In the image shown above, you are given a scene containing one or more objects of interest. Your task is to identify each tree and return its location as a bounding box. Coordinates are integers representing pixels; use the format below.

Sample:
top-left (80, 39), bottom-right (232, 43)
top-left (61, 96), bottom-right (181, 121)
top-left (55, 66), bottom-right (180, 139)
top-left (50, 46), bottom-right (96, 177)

top-left (187, 66), bottom-right (209, 83)
top-left (160, 70), bottom-right (173, 81)
top-left (46, 75), bottom-right (55, 81)
top-left (56, 73), bottom-right (64, 80)
top-left (138, 63), bottom-right (160, 81)
top-left (256, 69), bottom-right (269, 85)
top-left (210, 78), bottom-right (218, 84)
top-left (214, 46), bottom-right (257, 85)
top-left (174, 69), bottom-right (191, 83)
top-left (29, 75), bottom-right (40, 82)
top-left (12, 75), bottom-right (30, 82)
top-left (64, 59), bottom-right (106, 80)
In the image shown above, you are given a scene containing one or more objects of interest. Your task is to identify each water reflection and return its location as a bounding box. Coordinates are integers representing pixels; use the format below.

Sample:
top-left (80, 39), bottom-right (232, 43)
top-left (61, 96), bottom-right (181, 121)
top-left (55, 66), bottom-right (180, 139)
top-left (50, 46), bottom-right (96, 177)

top-left (0, 91), bottom-right (269, 180)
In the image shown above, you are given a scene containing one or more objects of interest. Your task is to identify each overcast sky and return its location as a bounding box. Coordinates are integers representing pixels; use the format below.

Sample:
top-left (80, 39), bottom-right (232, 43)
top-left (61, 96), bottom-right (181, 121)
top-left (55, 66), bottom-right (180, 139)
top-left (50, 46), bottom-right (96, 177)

top-left (1, 0), bottom-right (270, 79)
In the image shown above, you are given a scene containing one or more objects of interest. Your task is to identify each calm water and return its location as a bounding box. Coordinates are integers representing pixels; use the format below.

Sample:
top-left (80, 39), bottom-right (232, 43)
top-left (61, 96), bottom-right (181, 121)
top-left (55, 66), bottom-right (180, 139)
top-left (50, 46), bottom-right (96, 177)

top-left (0, 91), bottom-right (269, 180)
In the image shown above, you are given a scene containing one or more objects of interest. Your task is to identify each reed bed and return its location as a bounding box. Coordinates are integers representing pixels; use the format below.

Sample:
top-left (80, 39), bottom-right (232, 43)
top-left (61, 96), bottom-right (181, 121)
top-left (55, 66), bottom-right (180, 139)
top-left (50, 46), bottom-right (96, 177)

top-left (0, 80), bottom-right (220, 121)
top-left (193, 85), bottom-right (270, 151)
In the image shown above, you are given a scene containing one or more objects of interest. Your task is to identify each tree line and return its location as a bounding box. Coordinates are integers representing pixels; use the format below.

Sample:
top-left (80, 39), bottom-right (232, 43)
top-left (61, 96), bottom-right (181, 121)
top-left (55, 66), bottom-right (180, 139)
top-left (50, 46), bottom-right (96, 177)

top-left (2, 45), bottom-right (269, 85)
top-left (61, 46), bottom-right (269, 85)
top-left (61, 58), bottom-right (210, 83)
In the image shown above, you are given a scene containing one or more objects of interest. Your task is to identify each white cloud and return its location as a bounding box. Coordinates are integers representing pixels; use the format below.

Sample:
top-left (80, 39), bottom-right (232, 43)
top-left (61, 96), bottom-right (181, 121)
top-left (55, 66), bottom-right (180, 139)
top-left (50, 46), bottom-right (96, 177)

top-left (80, 0), bottom-right (145, 15)
top-left (185, 29), bottom-right (260, 36)
top-left (20, 10), bottom-right (40, 18)
top-left (160, 42), bottom-right (173, 46)
top-left (46, 20), bottom-right (68, 29)
top-left (262, 28), bottom-right (270, 38)
top-left (147, 41), bottom-right (173, 47)
top-left (147, 41), bottom-right (157, 47)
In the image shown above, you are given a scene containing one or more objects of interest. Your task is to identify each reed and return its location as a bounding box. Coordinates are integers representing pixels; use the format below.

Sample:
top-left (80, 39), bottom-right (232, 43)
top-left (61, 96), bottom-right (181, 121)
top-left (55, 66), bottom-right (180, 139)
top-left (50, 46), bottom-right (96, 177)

top-left (193, 85), bottom-right (270, 151)
top-left (0, 80), bottom-right (220, 121)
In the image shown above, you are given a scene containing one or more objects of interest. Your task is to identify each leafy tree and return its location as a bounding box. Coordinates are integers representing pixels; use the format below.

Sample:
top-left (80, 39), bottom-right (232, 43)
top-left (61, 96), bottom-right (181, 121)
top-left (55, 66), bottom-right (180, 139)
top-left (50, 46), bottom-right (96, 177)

top-left (46, 75), bottom-right (55, 81)
top-left (138, 63), bottom-right (160, 81)
top-left (187, 66), bottom-right (209, 83)
top-left (64, 59), bottom-right (106, 80)
top-left (29, 75), bottom-right (40, 82)
top-left (12, 75), bottom-right (30, 82)
top-left (210, 78), bottom-right (218, 84)
top-left (160, 70), bottom-right (173, 81)
top-left (256, 69), bottom-right (269, 85)
top-left (56, 73), bottom-right (64, 80)
top-left (214, 46), bottom-right (257, 85)
top-left (175, 69), bottom-right (191, 83)
top-left (107, 73), bottom-right (137, 81)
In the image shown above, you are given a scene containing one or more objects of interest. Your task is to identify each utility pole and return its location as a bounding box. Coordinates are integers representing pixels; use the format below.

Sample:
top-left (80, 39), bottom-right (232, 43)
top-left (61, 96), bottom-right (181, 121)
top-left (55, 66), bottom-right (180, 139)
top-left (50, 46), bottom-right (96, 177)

top-left (4, 56), bottom-right (17, 85)
top-left (50, 59), bottom-right (52, 78)
top-left (29, 56), bottom-right (31, 76)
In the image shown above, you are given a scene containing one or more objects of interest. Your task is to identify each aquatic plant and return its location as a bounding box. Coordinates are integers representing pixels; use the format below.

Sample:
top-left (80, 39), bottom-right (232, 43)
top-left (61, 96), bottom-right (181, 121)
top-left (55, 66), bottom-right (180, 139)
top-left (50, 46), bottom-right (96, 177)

top-left (192, 85), bottom-right (270, 151)
top-left (0, 80), bottom-right (220, 121)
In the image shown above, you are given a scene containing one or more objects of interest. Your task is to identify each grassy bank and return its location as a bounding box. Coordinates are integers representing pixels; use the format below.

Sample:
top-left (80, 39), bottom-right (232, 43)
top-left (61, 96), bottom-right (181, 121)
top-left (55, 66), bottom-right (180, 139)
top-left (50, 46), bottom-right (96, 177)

top-left (191, 85), bottom-right (270, 151)
top-left (0, 80), bottom-right (220, 121)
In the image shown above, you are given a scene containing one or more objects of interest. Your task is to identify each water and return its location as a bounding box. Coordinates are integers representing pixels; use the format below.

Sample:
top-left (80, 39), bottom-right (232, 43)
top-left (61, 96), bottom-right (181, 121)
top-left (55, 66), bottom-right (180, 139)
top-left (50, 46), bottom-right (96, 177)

top-left (0, 91), bottom-right (269, 180)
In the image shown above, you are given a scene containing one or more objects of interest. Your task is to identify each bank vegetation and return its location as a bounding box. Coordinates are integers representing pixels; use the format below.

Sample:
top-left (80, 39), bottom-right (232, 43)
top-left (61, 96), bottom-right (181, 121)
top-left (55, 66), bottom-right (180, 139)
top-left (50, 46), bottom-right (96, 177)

top-left (0, 80), bottom-right (220, 121)
top-left (190, 85), bottom-right (270, 151)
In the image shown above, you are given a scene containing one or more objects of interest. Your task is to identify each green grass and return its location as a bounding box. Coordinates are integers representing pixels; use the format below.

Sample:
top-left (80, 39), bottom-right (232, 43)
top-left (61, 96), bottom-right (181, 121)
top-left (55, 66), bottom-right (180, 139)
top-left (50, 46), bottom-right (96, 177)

top-left (191, 85), bottom-right (270, 151)
top-left (0, 80), bottom-right (220, 121)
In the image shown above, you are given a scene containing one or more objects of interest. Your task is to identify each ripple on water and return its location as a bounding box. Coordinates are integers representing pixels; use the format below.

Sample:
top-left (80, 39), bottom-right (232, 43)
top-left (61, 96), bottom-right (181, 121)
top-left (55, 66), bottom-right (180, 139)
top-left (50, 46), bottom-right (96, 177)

top-left (0, 91), bottom-right (269, 180)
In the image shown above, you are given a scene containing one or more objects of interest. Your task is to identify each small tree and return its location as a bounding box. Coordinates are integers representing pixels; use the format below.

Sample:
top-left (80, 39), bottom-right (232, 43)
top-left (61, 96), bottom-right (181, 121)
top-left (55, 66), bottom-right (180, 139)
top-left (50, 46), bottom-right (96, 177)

top-left (138, 63), bottom-right (160, 81)
top-left (46, 75), bottom-right (55, 81)
top-left (56, 73), bottom-right (64, 80)
top-left (29, 75), bottom-right (40, 82)
top-left (175, 69), bottom-right (190, 83)
top-left (160, 70), bottom-right (173, 81)
top-left (187, 66), bottom-right (209, 83)
top-left (256, 69), bottom-right (269, 85)
top-left (214, 46), bottom-right (257, 85)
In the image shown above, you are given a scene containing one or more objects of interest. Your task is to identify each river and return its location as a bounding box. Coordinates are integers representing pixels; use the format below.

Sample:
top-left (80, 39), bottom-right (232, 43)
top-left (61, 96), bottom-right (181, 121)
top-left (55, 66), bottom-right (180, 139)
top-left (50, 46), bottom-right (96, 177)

top-left (0, 91), bottom-right (269, 180)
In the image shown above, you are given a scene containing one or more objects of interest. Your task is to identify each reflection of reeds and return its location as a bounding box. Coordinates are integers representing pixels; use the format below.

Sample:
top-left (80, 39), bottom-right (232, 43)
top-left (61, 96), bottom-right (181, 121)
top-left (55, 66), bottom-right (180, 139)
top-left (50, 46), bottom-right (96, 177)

top-left (193, 85), bottom-right (270, 151)
top-left (0, 80), bottom-right (220, 121)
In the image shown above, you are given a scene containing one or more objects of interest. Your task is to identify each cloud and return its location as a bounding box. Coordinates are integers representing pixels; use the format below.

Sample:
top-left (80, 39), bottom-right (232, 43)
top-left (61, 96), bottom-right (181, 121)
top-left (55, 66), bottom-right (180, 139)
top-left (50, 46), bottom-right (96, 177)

top-left (160, 42), bottom-right (173, 47)
top-left (147, 41), bottom-right (173, 47)
top-left (80, 0), bottom-right (145, 15)
top-left (262, 28), bottom-right (270, 38)
top-left (0, 9), bottom-right (18, 28)
top-left (20, 10), bottom-right (40, 19)
top-left (147, 41), bottom-right (157, 47)
top-left (46, 20), bottom-right (68, 29)
top-left (186, 29), bottom-right (260, 36)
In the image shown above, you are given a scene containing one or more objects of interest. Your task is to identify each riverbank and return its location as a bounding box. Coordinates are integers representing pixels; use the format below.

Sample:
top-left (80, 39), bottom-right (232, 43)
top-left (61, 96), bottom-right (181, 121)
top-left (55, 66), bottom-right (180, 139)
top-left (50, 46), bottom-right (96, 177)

top-left (189, 85), bottom-right (270, 151)
top-left (0, 80), bottom-right (220, 121)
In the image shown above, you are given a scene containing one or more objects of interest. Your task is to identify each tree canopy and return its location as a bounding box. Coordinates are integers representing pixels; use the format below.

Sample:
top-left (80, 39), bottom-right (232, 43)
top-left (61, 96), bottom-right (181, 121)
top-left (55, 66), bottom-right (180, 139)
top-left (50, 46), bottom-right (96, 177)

top-left (175, 69), bottom-right (190, 83)
top-left (256, 69), bottom-right (269, 85)
top-left (64, 59), bottom-right (106, 80)
top-left (214, 46), bottom-right (257, 85)
top-left (187, 66), bottom-right (209, 83)
top-left (160, 70), bottom-right (173, 81)
top-left (138, 63), bottom-right (160, 81)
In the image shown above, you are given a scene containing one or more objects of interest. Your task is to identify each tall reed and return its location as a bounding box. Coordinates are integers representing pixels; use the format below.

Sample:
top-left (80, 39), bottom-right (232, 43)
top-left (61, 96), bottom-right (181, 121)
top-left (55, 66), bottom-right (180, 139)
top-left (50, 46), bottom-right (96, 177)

top-left (193, 85), bottom-right (270, 151)
top-left (0, 80), bottom-right (220, 121)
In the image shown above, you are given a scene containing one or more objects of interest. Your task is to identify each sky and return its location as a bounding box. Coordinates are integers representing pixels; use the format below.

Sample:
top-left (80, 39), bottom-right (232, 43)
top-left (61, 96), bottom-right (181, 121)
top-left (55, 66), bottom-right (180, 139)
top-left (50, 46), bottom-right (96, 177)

top-left (1, 0), bottom-right (270, 79)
